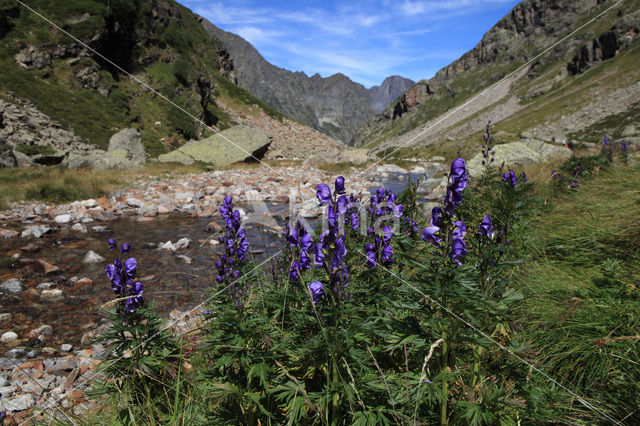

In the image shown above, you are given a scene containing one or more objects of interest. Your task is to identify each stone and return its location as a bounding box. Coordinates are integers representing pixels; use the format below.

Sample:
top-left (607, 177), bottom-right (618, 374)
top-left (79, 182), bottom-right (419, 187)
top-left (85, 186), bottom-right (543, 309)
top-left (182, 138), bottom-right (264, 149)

top-left (2, 393), bottom-right (35, 411)
top-left (21, 225), bottom-right (51, 238)
top-left (0, 135), bottom-right (17, 168)
top-left (41, 289), bottom-right (63, 301)
top-left (1, 331), bottom-right (18, 343)
top-left (70, 223), bottom-right (87, 233)
top-left (621, 125), bottom-right (637, 138)
top-left (430, 156), bottom-right (445, 162)
top-left (60, 344), bottom-right (73, 352)
top-left (0, 313), bottom-right (12, 321)
top-left (467, 141), bottom-right (572, 177)
top-left (158, 125), bottom-right (271, 166)
top-left (176, 255), bottom-right (192, 264)
top-left (0, 229), bottom-right (19, 238)
top-left (4, 347), bottom-right (26, 359)
top-left (108, 128), bottom-right (146, 165)
top-left (126, 198), bottom-right (143, 208)
top-left (29, 325), bottom-right (53, 338)
top-left (417, 178), bottom-right (444, 195)
top-left (174, 238), bottom-right (190, 250)
top-left (36, 259), bottom-right (60, 274)
top-left (82, 250), bottom-right (105, 263)
top-left (1, 278), bottom-right (23, 293)
top-left (376, 164), bottom-right (406, 173)
top-left (54, 214), bottom-right (71, 224)
top-left (80, 199), bottom-right (98, 208)
top-left (75, 277), bottom-right (92, 286)
top-left (36, 282), bottom-right (54, 290)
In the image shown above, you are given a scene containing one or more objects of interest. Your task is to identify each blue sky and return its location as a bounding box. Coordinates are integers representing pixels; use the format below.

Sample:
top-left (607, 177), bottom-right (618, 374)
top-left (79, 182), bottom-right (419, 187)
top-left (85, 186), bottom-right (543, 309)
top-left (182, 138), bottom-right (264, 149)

top-left (178, 0), bottom-right (521, 88)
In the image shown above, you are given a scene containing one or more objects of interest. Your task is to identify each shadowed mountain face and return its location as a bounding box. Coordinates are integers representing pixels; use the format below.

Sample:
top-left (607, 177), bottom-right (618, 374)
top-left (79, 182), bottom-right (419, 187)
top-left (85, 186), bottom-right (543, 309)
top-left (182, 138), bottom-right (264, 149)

top-left (198, 18), bottom-right (413, 144)
top-left (352, 0), bottom-right (640, 151)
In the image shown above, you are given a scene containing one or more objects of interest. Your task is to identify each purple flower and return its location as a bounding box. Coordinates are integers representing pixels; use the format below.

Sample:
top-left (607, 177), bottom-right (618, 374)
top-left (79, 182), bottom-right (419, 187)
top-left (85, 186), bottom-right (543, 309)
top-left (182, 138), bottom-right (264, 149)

top-left (335, 176), bottom-right (346, 194)
top-left (124, 257), bottom-right (137, 278)
top-left (105, 263), bottom-right (116, 281)
top-left (452, 221), bottom-right (467, 239)
top-left (381, 244), bottom-right (394, 266)
top-left (421, 226), bottom-right (441, 247)
top-left (308, 281), bottom-right (324, 304)
top-left (477, 215), bottom-right (496, 239)
top-left (108, 238), bottom-right (117, 251)
top-left (365, 249), bottom-right (377, 269)
top-left (337, 195), bottom-right (349, 216)
top-left (313, 242), bottom-right (326, 265)
top-left (120, 243), bottom-right (131, 255)
top-left (350, 212), bottom-right (359, 231)
top-left (451, 237), bottom-right (467, 266)
top-left (622, 142), bottom-right (628, 152)
top-left (601, 135), bottom-right (608, 146)
top-left (289, 260), bottom-right (300, 281)
top-left (316, 183), bottom-right (332, 205)
top-left (300, 233), bottom-right (313, 251)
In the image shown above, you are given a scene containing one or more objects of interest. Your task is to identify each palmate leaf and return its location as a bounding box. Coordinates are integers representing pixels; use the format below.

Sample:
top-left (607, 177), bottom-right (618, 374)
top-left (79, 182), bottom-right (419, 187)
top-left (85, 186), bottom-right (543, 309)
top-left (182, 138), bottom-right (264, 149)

top-left (272, 381), bottom-right (311, 422)
top-left (247, 362), bottom-right (272, 390)
top-left (352, 408), bottom-right (392, 425)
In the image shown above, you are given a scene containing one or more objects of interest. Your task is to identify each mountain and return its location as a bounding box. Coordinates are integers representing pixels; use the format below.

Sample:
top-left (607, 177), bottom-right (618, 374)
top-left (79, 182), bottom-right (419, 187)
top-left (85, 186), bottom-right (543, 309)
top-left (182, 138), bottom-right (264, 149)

top-left (198, 18), bottom-right (413, 144)
top-left (352, 0), bottom-right (640, 155)
top-left (0, 0), bottom-right (343, 161)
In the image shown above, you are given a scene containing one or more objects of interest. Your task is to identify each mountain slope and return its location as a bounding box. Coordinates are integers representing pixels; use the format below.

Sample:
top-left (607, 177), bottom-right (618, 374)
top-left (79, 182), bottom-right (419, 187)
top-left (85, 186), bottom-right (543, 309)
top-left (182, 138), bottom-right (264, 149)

top-left (352, 0), bottom-right (640, 153)
top-left (0, 0), bottom-right (308, 159)
top-left (198, 18), bottom-right (413, 144)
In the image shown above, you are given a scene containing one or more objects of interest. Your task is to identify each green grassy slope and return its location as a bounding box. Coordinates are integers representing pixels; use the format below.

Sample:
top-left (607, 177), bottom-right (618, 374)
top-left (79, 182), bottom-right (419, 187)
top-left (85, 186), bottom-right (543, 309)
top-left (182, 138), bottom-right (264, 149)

top-left (0, 0), bottom-right (284, 157)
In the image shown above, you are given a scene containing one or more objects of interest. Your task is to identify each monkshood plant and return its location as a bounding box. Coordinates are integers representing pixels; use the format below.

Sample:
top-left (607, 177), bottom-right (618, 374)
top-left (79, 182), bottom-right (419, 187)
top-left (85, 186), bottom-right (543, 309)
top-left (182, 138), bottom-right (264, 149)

top-left (199, 195), bottom-right (279, 424)
top-left (93, 239), bottom-right (182, 423)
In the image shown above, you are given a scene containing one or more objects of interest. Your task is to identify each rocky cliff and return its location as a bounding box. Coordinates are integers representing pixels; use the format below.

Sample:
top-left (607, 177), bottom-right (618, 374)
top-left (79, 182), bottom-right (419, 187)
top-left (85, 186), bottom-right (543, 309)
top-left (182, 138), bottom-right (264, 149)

top-left (198, 18), bottom-right (413, 144)
top-left (0, 0), bottom-right (297, 159)
top-left (352, 0), bottom-right (640, 150)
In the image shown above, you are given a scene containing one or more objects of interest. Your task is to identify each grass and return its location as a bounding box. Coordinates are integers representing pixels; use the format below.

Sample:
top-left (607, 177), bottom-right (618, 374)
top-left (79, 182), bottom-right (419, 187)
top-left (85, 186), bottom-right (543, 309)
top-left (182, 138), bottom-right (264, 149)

top-left (514, 162), bottom-right (640, 421)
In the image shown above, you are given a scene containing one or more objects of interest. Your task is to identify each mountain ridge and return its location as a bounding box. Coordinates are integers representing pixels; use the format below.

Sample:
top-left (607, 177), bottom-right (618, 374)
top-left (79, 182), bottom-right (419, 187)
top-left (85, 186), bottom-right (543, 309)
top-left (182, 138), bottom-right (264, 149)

top-left (197, 17), bottom-right (413, 143)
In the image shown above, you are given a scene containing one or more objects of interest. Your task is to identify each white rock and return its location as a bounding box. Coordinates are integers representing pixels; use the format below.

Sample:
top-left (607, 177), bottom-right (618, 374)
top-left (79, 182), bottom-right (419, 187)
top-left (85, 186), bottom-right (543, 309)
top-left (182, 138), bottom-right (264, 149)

top-left (3, 393), bottom-right (35, 411)
top-left (82, 250), bottom-right (105, 263)
top-left (41, 289), bottom-right (63, 300)
top-left (60, 343), bottom-right (73, 352)
top-left (37, 282), bottom-right (54, 289)
top-left (0, 313), bottom-right (12, 321)
top-left (1, 278), bottom-right (23, 293)
top-left (21, 225), bottom-right (51, 238)
top-left (70, 223), bottom-right (87, 233)
top-left (54, 214), bottom-right (72, 224)
top-left (376, 164), bottom-right (407, 174)
top-left (174, 238), bottom-right (190, 250)
top-left (0, 331), bottom-right (18, 343)
top-left (126, 198), bottom-right (143, 208)
top-left (81, 199), bottom-right (98, 208)
top-left (159, 241), bottom-right (176, 251)
top-left (176, 255), bottom-right (192, 264)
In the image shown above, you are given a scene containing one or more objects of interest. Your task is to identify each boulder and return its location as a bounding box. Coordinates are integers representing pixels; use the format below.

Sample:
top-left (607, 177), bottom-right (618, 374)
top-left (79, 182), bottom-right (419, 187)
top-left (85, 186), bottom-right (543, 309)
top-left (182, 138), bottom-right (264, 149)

top-left (1, 278), bottom-right (23, 293)
top-left (108, 128), bottom-right (146, 165)
top-left (621, 125), bottom-right (638, 138)
top-left (467, 141), bottom-right (572, 177)
top-left (158, 125), bottom-right (271, 166)
top-left (0, 135), bottom-right (17, 168)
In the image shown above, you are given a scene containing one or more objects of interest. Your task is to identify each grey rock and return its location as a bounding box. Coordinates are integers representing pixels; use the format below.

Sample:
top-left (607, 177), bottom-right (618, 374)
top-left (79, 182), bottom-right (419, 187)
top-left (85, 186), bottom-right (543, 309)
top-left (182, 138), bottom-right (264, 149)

top-left (417, 178), bottom-right (444, 195)
top-left (174, 238), bottom-right (190, 250)
top-left (1, 278), bottom-right (23, 293)
top-left (82, 250), bottom-right (105, 263)
top-left (376, 164), bottom-right (407, 173)
top-left (60, 343), bottom-right (73, 352)
top-left (70, 223), bottom-right (87, 233)
top-left (108, 128), bottom-right (146, 165)
top-left (14, 45), bottom-right (50, 70)
top-left (0, 313), bottom-right (12, 321)
top-left (158, 125), bottom-right (271, 166)
top-left (0, 136), bottom-right (18, 168)
top-left (176, 255), bottom-right (193, 264)
top-left (54, 214), bottom-right (72, 224)
top-left (81, 199), bottom-right (98, 208)
top-left (3, 393), bottom-right (35, 411)
top-left (26, 350), bottom-right (37, 358)
top-left (21, 225), bottom-right (51, 238)
top-left (126, 198), bottom-right (143, 208)
top-left (621, 125), bottom-right (637, 137)
top-left (4, 347), bottom-right (27, 359)
top-left (36, 282), bottom-right (54, 289)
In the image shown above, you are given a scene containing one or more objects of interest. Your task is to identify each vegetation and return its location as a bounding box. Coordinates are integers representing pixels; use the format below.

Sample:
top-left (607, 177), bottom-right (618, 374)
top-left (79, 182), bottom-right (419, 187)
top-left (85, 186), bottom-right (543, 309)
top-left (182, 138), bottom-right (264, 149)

top-left (50, 130), bottom-right (637, 425)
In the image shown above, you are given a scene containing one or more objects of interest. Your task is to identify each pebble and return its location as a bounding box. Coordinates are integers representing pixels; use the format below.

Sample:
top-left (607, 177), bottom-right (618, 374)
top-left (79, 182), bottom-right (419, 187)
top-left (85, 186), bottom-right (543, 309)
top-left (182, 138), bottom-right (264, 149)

top-left (36, 282), bottom-right (54, 289)
top-left (11, 253), bottom-right (21, 261)
top-left (81, 199), bottom-right (98, 208)
top-left (0, 278), bottom-right (23, 293)
top-left (82, 250), bottom-right (105, 263)
top-left (60, 344), bottom-right (73, 352)
top-left (70, 223), bottom-right (87, 233)
top-left (125, 198), bottom-right (143, 208)
top-left (21, 225), bottom-right (51, 238)
top-left (54, 214), bottom-right (72, 224)
top-left (40, 289), bottom-right (63, 301)
top-left (3, 393), bottom-right (35, 411)
top-left (176, 255), bottom-right (193, 264)
top-left (75, 277), bottom-right (93, 286)
top-left (1, 331), bottom-right (18, 343)
top-left (0, 313), bottom-right (12, 321)
top-left (4, 347), bottom-right (26, 359)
